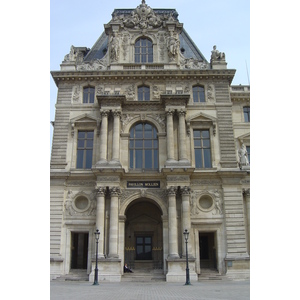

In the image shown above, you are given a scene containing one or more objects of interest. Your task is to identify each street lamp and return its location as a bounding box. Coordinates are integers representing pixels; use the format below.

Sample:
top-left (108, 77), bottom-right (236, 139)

top-left (93, 229), bottom-right (100, 285)
top-left (183, 229), bottom-right (191, 285)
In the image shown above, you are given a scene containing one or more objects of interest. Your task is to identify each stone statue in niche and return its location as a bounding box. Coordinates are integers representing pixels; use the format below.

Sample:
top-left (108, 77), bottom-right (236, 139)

top-left (110, 32), bottom-right (120, 62)
top-left (211, 45), bottom-right (225, 61)
top-left (238, 143), bottom-right (249, 167)
top-left (167, 32), bottom-right (180, 61)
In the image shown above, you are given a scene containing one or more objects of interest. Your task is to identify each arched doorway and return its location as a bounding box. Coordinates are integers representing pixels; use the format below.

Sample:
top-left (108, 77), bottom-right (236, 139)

top-left (124, 199), bottom-right (163, 271)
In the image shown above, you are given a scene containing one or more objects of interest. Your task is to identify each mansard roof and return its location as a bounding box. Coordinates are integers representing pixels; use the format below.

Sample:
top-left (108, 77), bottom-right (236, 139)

top-left (84, 7), bottom-right (208, 63)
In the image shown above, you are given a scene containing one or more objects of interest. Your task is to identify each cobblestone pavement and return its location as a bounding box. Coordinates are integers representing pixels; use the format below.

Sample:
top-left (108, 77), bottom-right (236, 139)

top-left (50, 280), bottom-right (250, 300)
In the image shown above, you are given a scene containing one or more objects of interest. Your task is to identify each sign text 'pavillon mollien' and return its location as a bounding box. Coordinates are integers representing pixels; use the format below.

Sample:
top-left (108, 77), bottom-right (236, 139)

top-left (127, 181), bottom-right (160, 188)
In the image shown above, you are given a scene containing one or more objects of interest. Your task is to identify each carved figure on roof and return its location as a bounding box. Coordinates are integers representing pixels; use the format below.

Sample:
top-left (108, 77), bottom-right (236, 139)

top-left (64, 45), bottom-right (76, 62)
top-left (211, 45), bottom-right (225, 61)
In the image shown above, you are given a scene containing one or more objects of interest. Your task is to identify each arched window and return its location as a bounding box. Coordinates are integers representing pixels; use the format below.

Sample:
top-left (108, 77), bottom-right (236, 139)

top-left (135, 38), bottom-right (153, 63)
top-left (83, 87), bottom-right (95, 103)
top-left (193, 86), bottom-right (205, 103)
top-left (138, 86), bottom-right (150, 101)
top-left (129, 123), bottom-right (158, 170)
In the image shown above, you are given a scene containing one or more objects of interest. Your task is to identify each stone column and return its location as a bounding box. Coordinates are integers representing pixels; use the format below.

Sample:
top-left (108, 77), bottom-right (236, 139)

top-left (181, 186), bottom-right (192, 257)
top-left (98, 110), bottom-right (109, 163)
top-left (96, 187), bottom-right (106, 258)
top-left (167, 186), bottom-right (179, 258)
top-left (111, 110), bottom-right (121, 164)
top-left (178, 109), bottom-right (188, 162)
top-left (108, 187), bottom-right (120, 258)
top-left (166, 109), bottom-right (175, 162)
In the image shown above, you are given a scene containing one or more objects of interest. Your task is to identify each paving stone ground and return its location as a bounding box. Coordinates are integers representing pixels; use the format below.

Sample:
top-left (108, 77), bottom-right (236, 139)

top-left (50, 280), bottom-right (250, 300)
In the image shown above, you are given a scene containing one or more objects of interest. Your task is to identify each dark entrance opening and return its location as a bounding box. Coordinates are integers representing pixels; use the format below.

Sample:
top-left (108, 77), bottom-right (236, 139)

top-left (199, 232), bottom-right (217, 270)
top-left (71, 232), bottom-right (88, 269)
top-left (136, 236), bottom-right (152, 260)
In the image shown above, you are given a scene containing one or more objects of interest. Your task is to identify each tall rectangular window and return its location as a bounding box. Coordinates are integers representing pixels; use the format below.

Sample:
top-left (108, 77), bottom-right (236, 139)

top-left (194, 129), bottom-right (212, 168)
top-left (83, 87), bottom-right (95, 104)
top-left (76, 131), bottom-right (94, 169)
top-left (193, 86), bottom-right (205, 103)
top-left (243, 106), bottom-right (250, 122)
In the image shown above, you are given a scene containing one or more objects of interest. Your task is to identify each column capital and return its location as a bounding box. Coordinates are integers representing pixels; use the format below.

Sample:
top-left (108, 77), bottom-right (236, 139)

top-left (96, 187), bottom-right (106, 196)
top-left (166, 108), bottom-right (175, 116)
top-left (112, 110), bottom-right (121, 117)
top-left (100, 110), bottom-right (110, 117)
top-left (180, 186), bottom-right (191, 195)
top-left (177, 108), bottom-right (186, 117)
top-left (109, 186), bottom-right (121, 196)
top-left (167, 186), bottom-right (177, 196)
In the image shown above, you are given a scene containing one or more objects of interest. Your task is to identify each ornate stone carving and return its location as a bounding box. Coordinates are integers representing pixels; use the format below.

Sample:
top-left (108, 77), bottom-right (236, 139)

top-left (121, 1), bottom-right (164, 29)
top-left (238, 143), bottom-right (249, 168)
top-left (96, 187), bottom-right (106, 196)
top-left (77, 56), bottom-right (108, 71)
top-left (207, 84), bottom-right (215, 102)
top-left (167, 186), bottom-right (177, 196)
top-left (109, 187), bottom-right (121, 196)
top-left (72, 85), bottom-right (80, 103)
top-left (110, 32), bottom-right (120, 62)
top-left (180, 186), bottom-right (191, 195)
top-left (124, 84), bottom-right (135, 100)
top-left (167, 32), bottom-right (180, 62)
top-left (179, 53), bottom-right (209, 70)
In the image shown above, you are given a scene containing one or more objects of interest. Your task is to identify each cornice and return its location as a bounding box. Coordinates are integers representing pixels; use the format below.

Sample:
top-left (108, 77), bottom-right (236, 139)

top-left (50, 68), bottom-right (236, 87)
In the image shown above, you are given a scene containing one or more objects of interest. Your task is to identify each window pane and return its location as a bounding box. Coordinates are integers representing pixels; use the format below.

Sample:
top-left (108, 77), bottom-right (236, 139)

top-left (154, 150), bottom-right (158, 168)
top-left (86, 139), bottom-right (93, 148)
top-left (145, 150), bottom-right (152, 168)
top-left (78, 131), bottom-right (85, 139)
top-left (135, 140), bottom-right (143, 148)
top-left (203, 149), bottom-right (211, 168)
top-left (137, 237), bottom-right (143, 244)
top-left (89, 89), bottom-right (95, 103)
top-left (203, 139), bottom-right (210, 148)
top-left (135, 124), bottom-right (143, 138)
top-left (135, 150), bottom-right (143, 168)
top-left (144, 123), bottom-right (152, 138)
top-left (202, 130), bottom-right (209, 138)
top-left (195, 149), bottom-right (202, 168)
top-left (77, 139), bottom-right (85, 148)
top-left (145, 245), bottom-right (151, 253)
top-left (76, 150), bottom-right (84, 168)
top-left (137, 245), bottom-right (143, 255)
top-left (153, 140), bottom-right (158, 148)
top-left (194, 140), bottom-right (201, 147)
top-left (193, 130), bottom-right (200, 138)
top-left (145, 237), bottom-right (151, 244)
top-left (85, 150), bottom-right (93, 168)
top-left (148, 54), bottom-right (153, 63)
top-left (144, 140), bottom-right (152, 148)
top-left (141, 54), bottom-right (146, 63)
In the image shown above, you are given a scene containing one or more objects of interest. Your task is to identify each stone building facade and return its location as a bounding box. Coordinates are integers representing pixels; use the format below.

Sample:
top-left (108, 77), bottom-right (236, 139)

top-left (50, 1), bottom-right (250, 282)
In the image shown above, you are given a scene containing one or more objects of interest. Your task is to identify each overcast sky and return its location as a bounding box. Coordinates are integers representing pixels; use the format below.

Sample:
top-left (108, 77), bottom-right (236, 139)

top-left (50, 0), bottom-right (250, 146)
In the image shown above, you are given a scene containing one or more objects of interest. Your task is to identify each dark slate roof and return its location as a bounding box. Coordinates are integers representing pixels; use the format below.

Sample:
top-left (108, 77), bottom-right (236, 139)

top-left (84, 8), bottom-right (207, 63)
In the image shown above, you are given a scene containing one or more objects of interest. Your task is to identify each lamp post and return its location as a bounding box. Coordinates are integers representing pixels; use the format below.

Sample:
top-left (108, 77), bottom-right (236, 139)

top-left (93, 229), bottom-right (100, 285)
top-left (183, 229), bottom-right (191, 285)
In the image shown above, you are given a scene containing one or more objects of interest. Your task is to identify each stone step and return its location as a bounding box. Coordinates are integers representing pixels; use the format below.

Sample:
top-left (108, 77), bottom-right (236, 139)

top-left (53, 270), bottom-right (89, 282)
top-left (122, 270), bottom-right (165, 282)
top-left (198, 269), bottom-right (227, 281)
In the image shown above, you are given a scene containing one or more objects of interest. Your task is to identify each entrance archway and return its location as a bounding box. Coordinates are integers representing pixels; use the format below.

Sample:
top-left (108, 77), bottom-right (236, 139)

top-left (124, 199), bottom-right (163, 271)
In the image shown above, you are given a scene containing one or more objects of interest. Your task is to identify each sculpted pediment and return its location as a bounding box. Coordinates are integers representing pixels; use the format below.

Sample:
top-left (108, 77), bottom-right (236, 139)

top-left (187, 112), bottom-right (217, 123)
top-left (70, 114), bottom-right (100, 136)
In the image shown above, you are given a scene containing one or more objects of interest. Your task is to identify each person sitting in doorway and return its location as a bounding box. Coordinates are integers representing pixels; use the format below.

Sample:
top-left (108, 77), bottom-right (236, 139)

top-left (124, 263), bottom-right (133, 273)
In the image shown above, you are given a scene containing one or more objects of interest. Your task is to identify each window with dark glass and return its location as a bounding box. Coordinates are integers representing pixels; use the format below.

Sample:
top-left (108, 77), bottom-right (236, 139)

top-left (129, 123), bottom-right (158, 170)
top-left (76, 130), bottom-right (94, 169)
top-left (83, 87), bottom-right (95, 104)
top-left (138, 86), bottom-right (150, 101)
top-left (243, 106), bottom-right (250, 122)
top-left (246, 146), bottom-right (250, 164)
top-left (193, 86), bottom-right (205, 103)
top-left (194, 129), bottom-right (212, 168)
top-left (135, 38), bottom-right (153, 63)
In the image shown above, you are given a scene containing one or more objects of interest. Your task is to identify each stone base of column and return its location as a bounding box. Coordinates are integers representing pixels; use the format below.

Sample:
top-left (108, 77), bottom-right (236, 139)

top-left (166, 258), bottom-right (198, 283)
top-left (108, 160), bottom-right (122, 167)
top-left (89, 258), bottom-right (122, 282)
top-left (94, 159), bottom-right (109, 167)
